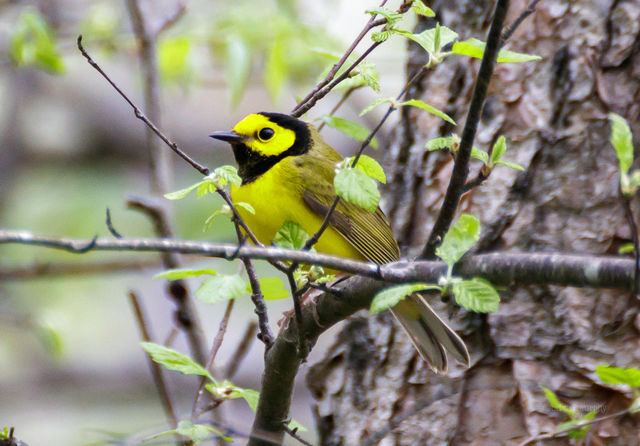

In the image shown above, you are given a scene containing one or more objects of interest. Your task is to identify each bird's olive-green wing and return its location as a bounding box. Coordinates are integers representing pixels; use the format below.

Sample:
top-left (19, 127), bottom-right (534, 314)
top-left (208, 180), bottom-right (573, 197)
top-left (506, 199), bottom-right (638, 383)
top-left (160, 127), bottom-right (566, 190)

top-left (296, 152), bottom-right (400, 264)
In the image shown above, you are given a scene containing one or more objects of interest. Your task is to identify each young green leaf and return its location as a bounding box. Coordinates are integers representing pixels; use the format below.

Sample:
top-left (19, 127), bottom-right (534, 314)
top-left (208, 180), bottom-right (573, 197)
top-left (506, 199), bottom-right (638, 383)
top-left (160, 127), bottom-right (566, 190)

top-left (495, 159), bottom-right (525, 171)
top-left (254, 277), bottom-right (289, 300)
top-left (203, 206), bottom-right (232, 231)
top-left (234, 202), bottom-right (255, 214)
top-left (451, 38), bottom-right (542, 63)
top-left (371, 30), bottom-right (394, 42)
top-left (619, 243), bottom-right (635, 254)
top-left (399, 99), bottom-right (456, 125)
top-left (425, 135), bottom-right (460, 151)
top-left (319, 116), bottom-right (379, 149)
top-left (557, 410), bottom-right (597, 440)
top-left (334, 167), bottom-right (380, 212)
top-left (273, 221), bottom-right (310, 250)
top-left (393, 26), bottom-right (458, 58)
top-left (141, 342), bottom-right (214, 381)
top-left (596, 364), bottom-right (640, 389)
top-left (609, 112), bottom-right (633, 175)
top-left (196, 274), bottom-right (248, 305)
top-left (164, 180), bottom-right (207, 200)
top-left (436, 214), bottom-right (481, 267)
top-left (370, 283), bottom-right (443, 314)
top-left (365, 7), bottom-right (403, 26)
top-left (287, 419), bottom-right (308, 433)
top-left (347, 155), bottom-right (386, 183)
top-left (212, 165), bottom-right (242, 188)
top-left (412, 2), bottom-right (435, 17)
top-left (239, 388), bottom-right (260, 412)
top-left (540, 385), bottom-right (576, 417)
top-left (154, 268), bottom-right (218, 280)
top-left (360, 98), bottom-right (394, 117)
top-left (451, 278), bottom-right (500, 313)
top-left (471, 146), bottom-right (489, 164)
top-left (159, 37), bottom-right (191, 82)
top-left (490, 136), bottom-right (507, 165)
top-left (197, 181), bottom-right (217, 198)
top-left (149, 420), bottom-right (233, 443)
top-left (10, 10), bottom-right (65, 74)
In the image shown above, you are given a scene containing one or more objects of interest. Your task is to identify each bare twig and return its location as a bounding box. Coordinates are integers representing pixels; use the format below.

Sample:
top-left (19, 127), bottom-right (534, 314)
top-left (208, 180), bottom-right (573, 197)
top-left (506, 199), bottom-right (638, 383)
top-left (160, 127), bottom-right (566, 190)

top-left (76, 35), bottom-right (210, 176)
top-left (422, 0), bottom-right (510, 259)
top-left (157, 3), bottom-right (187, 36)
top-left (501, 0), bottom-right (541, 44)
top-left (105, 208), bottom-right (123, 238)
top-left (191, 298), bottom-right (235, 420)
top-left (128, 291), bottom-right (183, 443)
top-left (290, 0), bottom-right (389, 117)
top-left (2, 230), bottom-right (637, 291)
top-left (283, 424), bottom-right (313, 446)
top-left (517, 408), bottom-right (632, 446)
top-left (0, 259), bottom-right (159, 280)
top-left (225, 321), bottom-right (258, 379)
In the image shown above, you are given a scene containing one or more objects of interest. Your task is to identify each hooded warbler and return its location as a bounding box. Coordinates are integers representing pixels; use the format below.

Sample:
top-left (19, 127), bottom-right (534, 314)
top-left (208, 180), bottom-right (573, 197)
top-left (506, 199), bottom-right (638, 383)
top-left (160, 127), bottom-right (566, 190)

top-left (210, 112), bottom-right (470, 373)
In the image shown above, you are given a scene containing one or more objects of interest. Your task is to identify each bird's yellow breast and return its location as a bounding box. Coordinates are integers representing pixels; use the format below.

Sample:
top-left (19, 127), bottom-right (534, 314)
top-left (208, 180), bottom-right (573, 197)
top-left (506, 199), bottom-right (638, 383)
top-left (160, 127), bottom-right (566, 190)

top-left (230, 159), bottom-right (364, 261)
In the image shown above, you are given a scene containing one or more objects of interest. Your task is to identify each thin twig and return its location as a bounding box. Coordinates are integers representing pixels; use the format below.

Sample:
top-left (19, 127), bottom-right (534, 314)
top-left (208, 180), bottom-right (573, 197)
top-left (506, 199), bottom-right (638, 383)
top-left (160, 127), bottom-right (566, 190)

top-left (105, 208), bottom-right (123, 238)
top-left (517, 408), bottom-right (632, 446)
top-left (0, 259), bottom-right (160, 280)
top-left (290, 0), bottom-right (389, 116)
top-left (501, 0), bottom-right (541, 44)
top-left (283, 425), bottom-right (313, 446)
top-left (76, 35), bottom-right (210, 176)
top-left (191, 298), bottom-right (235, 420)
top-left (225, 321), bottom-right (258, 379)
top-left (421, 0), bottom-right (510, 259)
top-left (157, 3), bottom-right (187, 36)
top-left (128, 291), bottom-right (184, 444)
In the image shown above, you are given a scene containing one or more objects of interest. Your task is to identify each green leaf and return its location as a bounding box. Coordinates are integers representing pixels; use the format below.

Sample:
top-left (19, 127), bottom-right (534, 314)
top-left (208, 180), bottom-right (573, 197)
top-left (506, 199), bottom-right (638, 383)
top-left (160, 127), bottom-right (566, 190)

top-left (234, 202), bottom-right (255, 215)
top-left (557, 410), bottom-right (597, 440)
top-left (412, 2), bottom-right (435, 17)
top-left (399, 99), bottom-right (456, 125)
top-left (0, 427), bottom-right (9, 440)
top-left (159, 36), bottom-right (190, 81)
top-left (347, 155), bottom-right (386, 183)
top-left (596, 364), bottom-right (640, 389)
top-left (394, 26), bottom-right (458, 57)
top-left (619, 243), bottom-right (635, 254)
top-left (197, 181), bottom-right (217, 197)
top-left (541, 385), bottom-right (576, 417)
top-left (147, 420), bottom-right (233, 443)
top-left (203, 206), bottom-right (232, 231)
top-left (435, 214), bottom-right (481, 267)
top-left (425, 135), bottom-right (460, 151)
top-left (239, 388), bottom-right (260, 412)
top-left (164, 180), bottom-right (206, 200)
top-left (495, 159), bottom-right (525, 171)
top-left (196, 274), bottom-right (248, 305)
top-left (224, 37), bottom-right (252, 106)
top-left (319, 116), bottom-right (379, 149)
top-left (254, 277), bottom-right (289, 301)
top-left (452, 278), bottom-right (500, 313)
top-left (264, 36), bottom-right (287, 101)
top-left (609, 112), bottom-right (634, 175)
top-left (154, 268), bottom-right (217, 280)
top-left (360, 98), bottom-right (394, 116)
top-left (34, 312), bottom-right (64, 358)
top-left (452, 38), bottom-right (542, 63)
top-left (346, 60), bottom-right (381, 93)
top-left (10, 10), bottom-right (65, 74)
top-left (212, 165), bottom-right (242, 188)
top-left (365, 7), bottom-right (403, 26)
top-left (334, 167), bottom-right (380, 212)
top-left (141, 342), bottom-right (214, 381)
top-left (273, 221), bottom-right (310, 250)
top-left (371, 30), bottom-right (394, 42)
top-left (471, 146), bottom-right (489, 164)
top-left (287, 419), bottom-right (308, 433)
top-left (491, 136), bottom-right (507, 165)
top-left (370, 283), bottom-right (442, 314)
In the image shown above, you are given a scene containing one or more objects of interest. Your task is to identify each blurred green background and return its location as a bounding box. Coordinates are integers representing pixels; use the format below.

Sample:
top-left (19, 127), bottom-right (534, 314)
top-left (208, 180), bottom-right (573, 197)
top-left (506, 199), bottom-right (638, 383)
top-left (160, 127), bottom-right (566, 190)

top-left (0, 0), bottom-right (411, 444)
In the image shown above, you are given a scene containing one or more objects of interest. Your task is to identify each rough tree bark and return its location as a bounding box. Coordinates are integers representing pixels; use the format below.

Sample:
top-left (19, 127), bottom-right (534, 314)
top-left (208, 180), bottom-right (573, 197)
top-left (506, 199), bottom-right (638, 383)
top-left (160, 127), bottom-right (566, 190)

top-left (307, 1), bottom-right (640, 444)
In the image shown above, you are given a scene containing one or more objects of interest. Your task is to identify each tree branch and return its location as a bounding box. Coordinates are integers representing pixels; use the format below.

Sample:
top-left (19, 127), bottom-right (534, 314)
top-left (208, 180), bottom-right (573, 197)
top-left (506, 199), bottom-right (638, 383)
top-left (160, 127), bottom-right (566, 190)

top-left (422, 0), bottom-right (510, 259)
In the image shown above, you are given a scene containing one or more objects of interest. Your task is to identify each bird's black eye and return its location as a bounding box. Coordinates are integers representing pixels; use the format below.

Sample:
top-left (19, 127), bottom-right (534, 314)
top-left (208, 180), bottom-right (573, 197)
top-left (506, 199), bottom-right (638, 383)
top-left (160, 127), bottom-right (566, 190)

top-left (258, 127), bottom-right (275, 141)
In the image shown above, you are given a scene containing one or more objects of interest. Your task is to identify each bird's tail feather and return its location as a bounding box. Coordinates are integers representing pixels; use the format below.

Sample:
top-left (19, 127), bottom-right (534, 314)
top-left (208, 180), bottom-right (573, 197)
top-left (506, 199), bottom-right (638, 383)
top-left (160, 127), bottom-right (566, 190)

top-left (390, 293), bottom-right (470, 374)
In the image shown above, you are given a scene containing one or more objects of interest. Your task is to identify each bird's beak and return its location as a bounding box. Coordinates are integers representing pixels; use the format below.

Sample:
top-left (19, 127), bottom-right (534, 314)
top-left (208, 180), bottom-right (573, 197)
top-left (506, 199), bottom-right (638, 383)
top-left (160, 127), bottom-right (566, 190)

top-left (209, 131), bottom-right (247, 143)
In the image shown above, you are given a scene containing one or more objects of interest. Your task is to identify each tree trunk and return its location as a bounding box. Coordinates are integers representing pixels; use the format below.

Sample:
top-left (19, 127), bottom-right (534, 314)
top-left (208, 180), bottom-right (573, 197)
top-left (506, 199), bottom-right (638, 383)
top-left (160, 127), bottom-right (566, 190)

top-left (307, 1), bottom-right (640, 444)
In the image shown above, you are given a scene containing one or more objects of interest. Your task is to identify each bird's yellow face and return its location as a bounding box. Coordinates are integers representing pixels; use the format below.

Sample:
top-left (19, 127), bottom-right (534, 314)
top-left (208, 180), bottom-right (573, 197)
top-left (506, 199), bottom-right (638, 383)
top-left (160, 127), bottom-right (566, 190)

top-left (210, 112), bottom-right (311, 184)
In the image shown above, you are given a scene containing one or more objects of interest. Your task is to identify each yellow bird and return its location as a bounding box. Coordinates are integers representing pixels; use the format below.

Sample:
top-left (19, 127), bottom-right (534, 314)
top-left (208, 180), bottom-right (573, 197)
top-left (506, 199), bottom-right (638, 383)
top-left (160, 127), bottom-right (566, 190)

top-left (211, 112), bottom-right (469, 373)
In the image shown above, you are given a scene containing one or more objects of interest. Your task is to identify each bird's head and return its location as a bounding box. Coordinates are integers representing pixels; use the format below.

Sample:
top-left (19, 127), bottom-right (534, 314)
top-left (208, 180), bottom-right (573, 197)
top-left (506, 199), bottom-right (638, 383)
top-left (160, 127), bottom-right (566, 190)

top-left (210, 112), bottom-right (311, 184)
